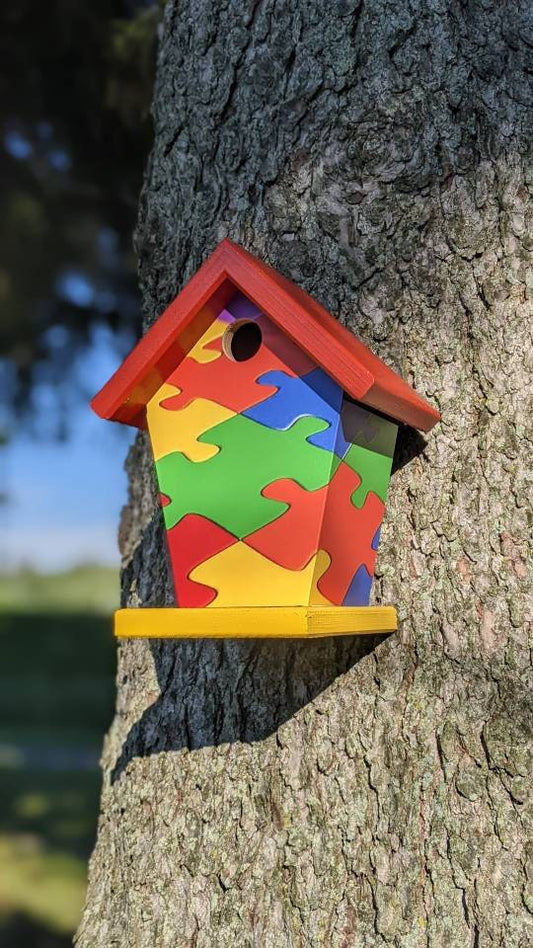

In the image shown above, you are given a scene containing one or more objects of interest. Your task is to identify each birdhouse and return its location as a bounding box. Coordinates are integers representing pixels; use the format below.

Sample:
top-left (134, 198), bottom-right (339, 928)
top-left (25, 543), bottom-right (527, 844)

top-left (92, 239), bottom-right (439, 639)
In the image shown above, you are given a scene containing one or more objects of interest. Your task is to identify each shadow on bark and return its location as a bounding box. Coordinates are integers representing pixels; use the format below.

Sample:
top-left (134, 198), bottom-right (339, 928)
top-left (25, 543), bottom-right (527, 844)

top-left (111, 631), bottom-right (390, 782)
top-left (392, 425), bottom-right (428, 473)
top-left (110, 431), bottom-right (427, 783)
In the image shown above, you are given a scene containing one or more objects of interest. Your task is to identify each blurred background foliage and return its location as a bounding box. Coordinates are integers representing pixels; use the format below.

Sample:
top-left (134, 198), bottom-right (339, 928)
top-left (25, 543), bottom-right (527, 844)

top-left (0, 0), bottom-right (161, 430)
top-left (0, 2), bottom-right (160, 945)
top-left (0, 566), bottom-right (117, 948)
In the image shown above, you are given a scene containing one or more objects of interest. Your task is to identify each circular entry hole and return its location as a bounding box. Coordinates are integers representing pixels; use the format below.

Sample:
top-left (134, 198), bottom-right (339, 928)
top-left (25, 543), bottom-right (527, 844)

top-left (222, 320), bottom-right (262, 362)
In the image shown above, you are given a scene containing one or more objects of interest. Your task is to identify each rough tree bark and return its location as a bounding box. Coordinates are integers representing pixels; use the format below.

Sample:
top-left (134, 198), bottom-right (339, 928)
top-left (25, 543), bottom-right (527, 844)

top-left (77, 2), bottom-right (532, 945)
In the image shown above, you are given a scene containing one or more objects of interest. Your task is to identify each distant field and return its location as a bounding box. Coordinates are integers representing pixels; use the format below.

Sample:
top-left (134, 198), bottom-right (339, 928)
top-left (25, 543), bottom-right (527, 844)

top-left (0, 564), bottom-right (120, 614)
top-left (0, 567), bottom-right (118, 947)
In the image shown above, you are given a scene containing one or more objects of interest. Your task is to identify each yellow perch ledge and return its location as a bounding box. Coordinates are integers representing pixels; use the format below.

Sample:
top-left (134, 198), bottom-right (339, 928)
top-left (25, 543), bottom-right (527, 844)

top-left (114, 606), bottom-right (397, 639)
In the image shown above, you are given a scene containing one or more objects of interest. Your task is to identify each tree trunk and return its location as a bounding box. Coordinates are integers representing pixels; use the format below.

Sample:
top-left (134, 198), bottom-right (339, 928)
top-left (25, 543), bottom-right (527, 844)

top-left (76, 2), bottom-right (532, 945)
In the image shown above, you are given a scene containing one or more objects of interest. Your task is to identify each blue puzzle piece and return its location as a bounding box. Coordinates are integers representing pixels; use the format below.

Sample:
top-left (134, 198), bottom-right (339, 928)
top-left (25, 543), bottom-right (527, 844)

top-left (244, 368), bottom-right (346, 455)
top-left (371, 527), bottom-right (381, 551)
top-left (342, 564), bottom-right (373, 606)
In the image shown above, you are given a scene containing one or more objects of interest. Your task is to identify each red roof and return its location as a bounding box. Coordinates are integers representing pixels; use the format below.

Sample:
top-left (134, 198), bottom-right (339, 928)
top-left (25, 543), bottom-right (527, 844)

top-left (91, 238), bottom-right (440, 432)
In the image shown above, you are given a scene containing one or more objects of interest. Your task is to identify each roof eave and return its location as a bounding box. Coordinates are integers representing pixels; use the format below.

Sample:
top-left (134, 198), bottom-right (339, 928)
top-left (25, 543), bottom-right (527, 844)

top-left (91, 238), bottom-right (440, 432)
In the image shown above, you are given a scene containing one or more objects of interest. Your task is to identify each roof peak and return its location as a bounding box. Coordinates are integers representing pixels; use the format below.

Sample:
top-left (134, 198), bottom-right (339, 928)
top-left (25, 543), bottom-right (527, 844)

top-left (91, 238), bottom-right (440, 432)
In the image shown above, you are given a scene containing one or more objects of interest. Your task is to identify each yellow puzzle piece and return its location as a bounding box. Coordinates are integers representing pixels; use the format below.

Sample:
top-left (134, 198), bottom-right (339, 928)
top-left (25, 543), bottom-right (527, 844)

top-left (147, 383), bottom-right (234, 462)
top-left (187, 317), bottom-right (227, 364)
top-left (190, 543), bottom-right (332, 607)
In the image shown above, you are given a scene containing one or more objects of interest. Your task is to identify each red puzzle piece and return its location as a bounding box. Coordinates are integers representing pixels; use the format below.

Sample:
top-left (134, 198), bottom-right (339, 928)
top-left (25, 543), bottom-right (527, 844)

top-left (161, 315), bottom-right (316, 415)
top-left (161, 339), bottom-right (277, 413)
top-left (318, 489), bottom-right (384, 604)
top-left (244, 477), bottom-right (331, 569)
top-left (166, 514), bottom-right (238, 606)
top-left (188, 308), bottom-right (317, 375)
top-left (245, 464), bottom-right (384, 605)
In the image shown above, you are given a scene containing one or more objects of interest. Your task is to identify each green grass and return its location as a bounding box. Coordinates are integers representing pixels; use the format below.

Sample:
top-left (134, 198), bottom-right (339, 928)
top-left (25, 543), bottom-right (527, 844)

top-left (0, 835), bottom-right (88, 936)
top-left (0, 567), bottom-right (118, 948)
top-left (0, 564), bottom-right (119, 614)
top-left (0, 609), bottom-right (115, 673)
top-left (0, 770), bottom-right (102, 862)
top-left (0, 612), bottom-right (115, 730)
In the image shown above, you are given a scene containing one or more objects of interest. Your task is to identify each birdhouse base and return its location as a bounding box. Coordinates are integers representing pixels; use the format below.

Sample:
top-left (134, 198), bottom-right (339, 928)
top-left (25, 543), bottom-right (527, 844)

top-left (114, 606), bottom-right (397, 639)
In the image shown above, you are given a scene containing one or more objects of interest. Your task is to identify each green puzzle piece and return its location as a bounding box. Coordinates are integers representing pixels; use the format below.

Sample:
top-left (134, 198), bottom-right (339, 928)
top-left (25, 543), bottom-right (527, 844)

top-left (343, 442), bottom-right (394, 508)
top-left (156, 413), bottom-right (339, 537)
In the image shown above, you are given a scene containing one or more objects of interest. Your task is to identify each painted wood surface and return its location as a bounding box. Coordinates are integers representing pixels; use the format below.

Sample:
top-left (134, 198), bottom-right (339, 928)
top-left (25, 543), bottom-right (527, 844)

top-left (91, 238), bottom-right (440, 432)
top-left (147, 293), bottom-right (398, 612)
top-left (114, 605), bottom-right (398, 638)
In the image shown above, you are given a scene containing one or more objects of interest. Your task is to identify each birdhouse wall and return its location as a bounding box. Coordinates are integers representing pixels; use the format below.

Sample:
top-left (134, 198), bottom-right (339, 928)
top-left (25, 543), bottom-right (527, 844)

top-left (145, 291), bottom-right (397, 609)
top-left (310, 399), bottom-right (398, 606)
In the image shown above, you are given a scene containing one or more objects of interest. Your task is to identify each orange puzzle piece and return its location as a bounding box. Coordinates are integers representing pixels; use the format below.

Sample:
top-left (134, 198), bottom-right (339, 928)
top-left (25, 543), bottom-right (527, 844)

top-left (165, 514), bottom-right (238, 606)
top-left (244, 476), bottom-right (332, 569)
top-left (316, 489), bottom-right (384, 604)
top-left (161, 339), bottom-right (278, 414)
top-left (161, 312), bottom-right (316, 416)
top-left (244, 464), bottom-right (385, 605)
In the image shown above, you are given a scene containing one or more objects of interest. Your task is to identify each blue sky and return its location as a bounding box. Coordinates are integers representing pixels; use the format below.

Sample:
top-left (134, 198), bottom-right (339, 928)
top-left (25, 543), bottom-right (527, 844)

top-left (1, 63), bottom-right (143, 573)
top-left (1, 327), bottom-right (134, 572)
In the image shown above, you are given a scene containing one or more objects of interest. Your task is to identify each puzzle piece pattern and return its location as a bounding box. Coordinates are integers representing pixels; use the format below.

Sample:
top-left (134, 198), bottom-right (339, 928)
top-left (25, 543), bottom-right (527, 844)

top-left (343, 442), bottom-right (394, 508)
top-left (191, 544), bottom-right (331, 608)
top-left (225, 294), bottom-right (316, 376)
top-left (342, 564), bottom-right (373, 607)
top-left (147, 383), bottom-right (233, 462)
top-left (244, 466), bottom-right (383, 605)
top-left (163, 342), bottom-right (279, 414)
top-left (314, 489), bottom-right (384, 604)
top-left (165, 514), bottom-right (237, 606)
top-left (144, 291), bottom-right (398, 609)
top-left (164, 305), bottom-right (315, 415)
top-left (187, 317), bottom-right (229, 364)
top-left (244, 368), bottom-right (348, 455)
top-left (340, 400), bottom-right (380, 445)
top-left (156, 413), bottom-right (336, 537)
